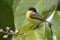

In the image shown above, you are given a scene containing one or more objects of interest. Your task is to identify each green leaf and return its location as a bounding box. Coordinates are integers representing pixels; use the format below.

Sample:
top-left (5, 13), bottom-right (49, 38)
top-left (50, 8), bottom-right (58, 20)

top-left (11, 35), bottom-right (26, 40)
top-left (41, 6), bottom-right (56, 19)
top-left (19, 23), bottom-right (35, 34)
top-left (12, 30), bottom-right (47, 40)
top-left (13, 0), bottom-right (21, 10)
top-left (35, 0), bottom-right (58, 13)
top-left (39, 23), bottom-right (53, 40)
top-left (26, 30), bottom-right (47, 40)
top-left (45, 24), bottom-right (53, 40)
top-left (52, 11), bottom-right (60, 40)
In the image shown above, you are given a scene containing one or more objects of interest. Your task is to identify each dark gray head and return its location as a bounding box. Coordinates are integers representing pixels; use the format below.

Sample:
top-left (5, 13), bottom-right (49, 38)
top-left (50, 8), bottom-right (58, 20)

top-left (29, 7), bottom-right (36, 12)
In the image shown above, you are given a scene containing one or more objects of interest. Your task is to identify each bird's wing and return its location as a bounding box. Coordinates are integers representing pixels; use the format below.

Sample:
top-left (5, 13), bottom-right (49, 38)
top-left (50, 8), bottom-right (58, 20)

top-left (30, 12), bottom-right (51, 24)
top-left (30, 13), bottom-right (45, 21)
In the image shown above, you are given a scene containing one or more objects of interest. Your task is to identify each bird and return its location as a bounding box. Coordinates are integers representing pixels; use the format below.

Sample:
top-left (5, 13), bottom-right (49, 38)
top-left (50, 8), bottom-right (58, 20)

top-left (26, 7), bottom-right (51, 25)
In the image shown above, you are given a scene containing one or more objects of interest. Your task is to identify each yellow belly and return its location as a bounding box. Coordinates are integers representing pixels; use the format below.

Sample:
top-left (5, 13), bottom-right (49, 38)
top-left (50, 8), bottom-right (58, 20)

top-left (27, 17), bottom-right (43, 24)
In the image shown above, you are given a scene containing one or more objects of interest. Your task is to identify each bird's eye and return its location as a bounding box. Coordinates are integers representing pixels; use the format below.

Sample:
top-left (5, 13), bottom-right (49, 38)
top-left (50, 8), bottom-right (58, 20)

top-left (29, 7), bottom-right (36, 12)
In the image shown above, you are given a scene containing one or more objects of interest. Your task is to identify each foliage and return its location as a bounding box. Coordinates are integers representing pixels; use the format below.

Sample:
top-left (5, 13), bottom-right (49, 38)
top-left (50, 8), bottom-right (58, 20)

top-left (0, 0), bottom-right (60, 40)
